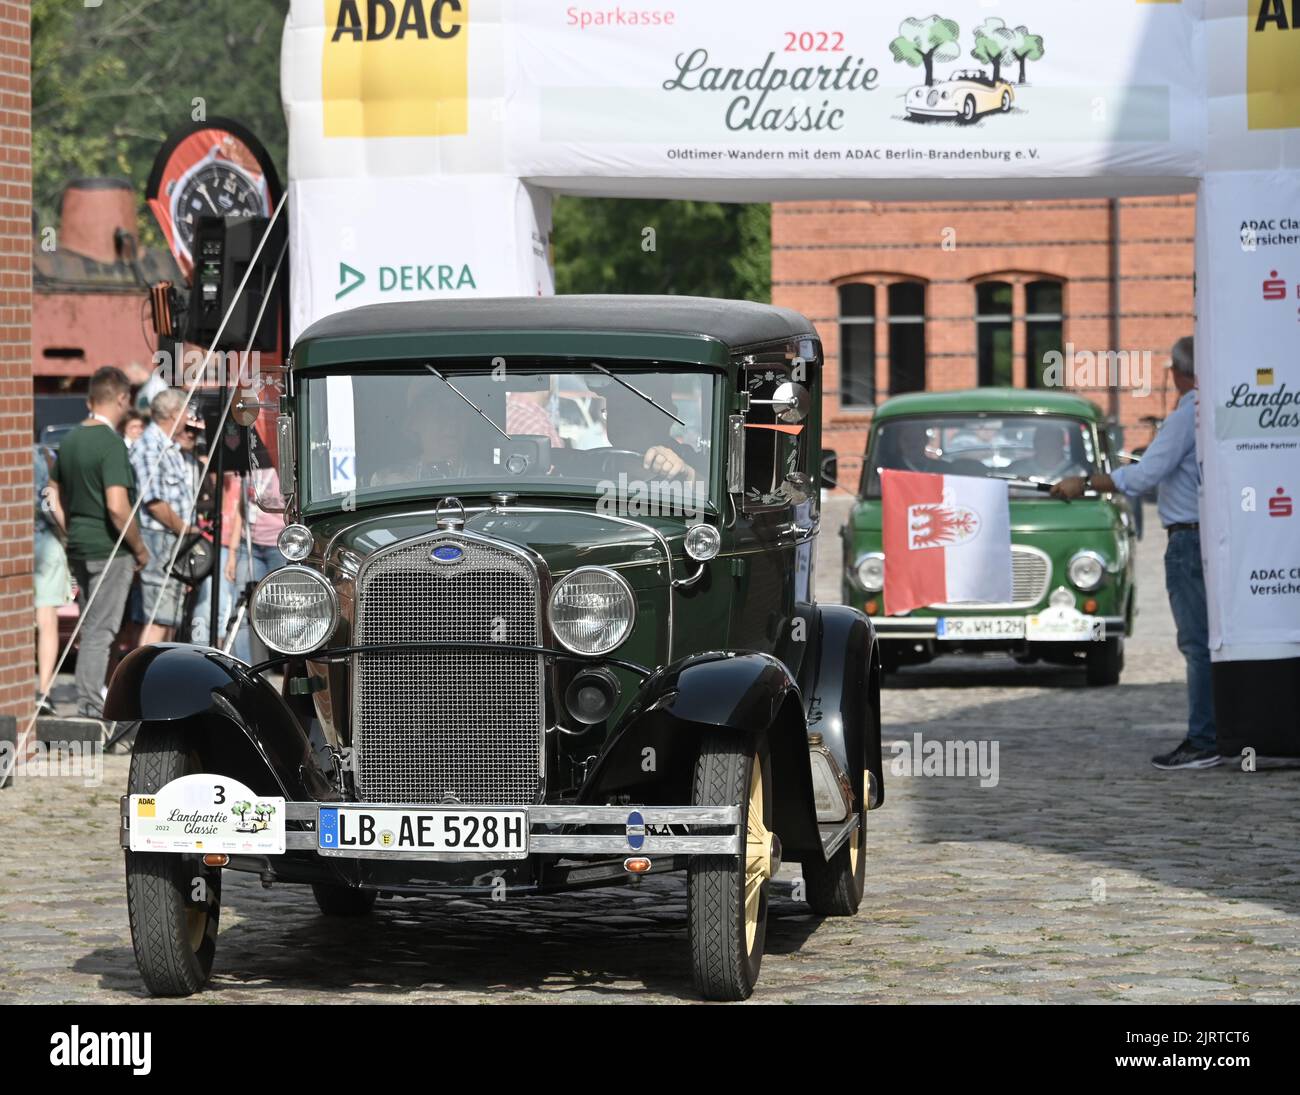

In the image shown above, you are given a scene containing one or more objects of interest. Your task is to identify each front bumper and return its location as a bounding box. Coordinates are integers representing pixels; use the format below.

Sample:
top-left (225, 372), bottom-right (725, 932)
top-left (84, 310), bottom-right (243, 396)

top-left (118, 800), bottom-right (742, 860)
top-left (871, 616), bottom-right (1127, 641)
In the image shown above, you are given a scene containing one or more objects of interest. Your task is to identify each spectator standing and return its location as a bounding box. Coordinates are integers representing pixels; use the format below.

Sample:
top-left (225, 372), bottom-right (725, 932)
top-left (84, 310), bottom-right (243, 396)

top-left (51, 367), bottom-right (149, 718)
top-left (120, 411), bottom-right (146, 448)
top-left (33, 446), bottom-right (71, 715)
top-left (130, 388), bottom-right (203, 644)
top-left (221, 439), bottom-right (286, 660)
top-left (1053, 336), bottom-right (1216, 770)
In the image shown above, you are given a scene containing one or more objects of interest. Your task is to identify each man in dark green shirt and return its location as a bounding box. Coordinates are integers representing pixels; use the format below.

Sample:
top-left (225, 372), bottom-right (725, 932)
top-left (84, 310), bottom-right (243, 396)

top-left (52, 366), bottom-right (149, 718)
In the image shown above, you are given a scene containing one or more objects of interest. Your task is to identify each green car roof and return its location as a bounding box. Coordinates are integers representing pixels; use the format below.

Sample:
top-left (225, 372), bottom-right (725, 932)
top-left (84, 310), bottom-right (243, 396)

top-left (292, 295), bottom-right (818, 370)
top-left (870, 387), bottom-right (1106, 422)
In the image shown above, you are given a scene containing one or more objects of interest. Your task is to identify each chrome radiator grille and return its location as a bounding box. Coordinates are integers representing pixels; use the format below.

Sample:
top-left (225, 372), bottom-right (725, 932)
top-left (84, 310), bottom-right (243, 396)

top-left (932, 546), bottom-right (1051, 610)
top-left (1010, 547), bottom-right (1052, 607)
top-left (352, 533), bottom-right (544, 805)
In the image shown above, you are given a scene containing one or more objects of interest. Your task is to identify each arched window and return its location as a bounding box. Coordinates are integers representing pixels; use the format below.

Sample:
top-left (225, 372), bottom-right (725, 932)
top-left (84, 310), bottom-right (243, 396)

top-left (887, 281), bottom-right (926, 394)
top-left (1025, 280), bottom-right (1064, 389)
top-left (976, 280), bottom-right (1013, 387)
top-left (837, 283), bottom-right (876, 407)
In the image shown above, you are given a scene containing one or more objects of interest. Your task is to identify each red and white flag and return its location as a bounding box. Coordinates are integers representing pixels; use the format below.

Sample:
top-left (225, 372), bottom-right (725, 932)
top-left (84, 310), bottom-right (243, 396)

top-left (881, 470), bottom-right (1012, 615)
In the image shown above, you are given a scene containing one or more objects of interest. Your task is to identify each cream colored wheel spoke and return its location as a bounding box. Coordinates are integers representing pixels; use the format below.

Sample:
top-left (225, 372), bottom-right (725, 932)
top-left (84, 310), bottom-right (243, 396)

top-left (743, 757), bottom-right (770, 951)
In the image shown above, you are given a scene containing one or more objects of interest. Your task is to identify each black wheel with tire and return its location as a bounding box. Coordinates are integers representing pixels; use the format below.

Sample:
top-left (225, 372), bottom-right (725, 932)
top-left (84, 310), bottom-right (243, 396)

top-left (125, 723), bottom-right (221, 997)
top-left (1086, 635), bottom-right (1124, 686)
top-left (961, 96), bottom-right (977, 123)
top-left (803, 775), bottom-right (867, 916)
top-left (312, 882), bottom-right (378, 916)
top-left (688, 730), bottom-right (774, 1001)
top-left (1001, 90), bottom-right (1012, 112)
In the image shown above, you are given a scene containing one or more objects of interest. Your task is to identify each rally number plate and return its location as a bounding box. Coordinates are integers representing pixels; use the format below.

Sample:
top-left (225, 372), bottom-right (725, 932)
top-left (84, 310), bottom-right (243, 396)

top-left (317, 806), bottom-right (528, 858)
top-left (936, 616), bottom-right (1026, 640)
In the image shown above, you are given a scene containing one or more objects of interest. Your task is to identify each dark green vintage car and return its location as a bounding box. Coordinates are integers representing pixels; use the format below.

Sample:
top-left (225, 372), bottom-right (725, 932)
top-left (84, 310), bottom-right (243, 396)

top-left (839, 388), bottom-right (1136, 684)
top-left (108, 296), bottom-right (884, 1001)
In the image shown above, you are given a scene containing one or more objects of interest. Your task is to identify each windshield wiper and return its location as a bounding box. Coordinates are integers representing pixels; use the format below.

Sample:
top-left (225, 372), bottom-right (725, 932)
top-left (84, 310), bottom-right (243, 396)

top-left (425, 365), bottom-right (512, 440)
top-left (588, 362), bottom-right (685, 428)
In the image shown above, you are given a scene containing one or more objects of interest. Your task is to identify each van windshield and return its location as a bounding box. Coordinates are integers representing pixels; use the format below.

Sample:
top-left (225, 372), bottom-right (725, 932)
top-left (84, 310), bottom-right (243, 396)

top-left (301, 364), bottom-right (718, 512)
top-left (861, 414), bottom-right (1097, 497)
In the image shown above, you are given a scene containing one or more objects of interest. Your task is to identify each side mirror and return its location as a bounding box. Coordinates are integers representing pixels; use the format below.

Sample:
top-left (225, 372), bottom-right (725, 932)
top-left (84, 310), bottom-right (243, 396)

top-left (749, 381), bottom-right (811, 424)
top-left (820, 448), bottom-right (839, 488)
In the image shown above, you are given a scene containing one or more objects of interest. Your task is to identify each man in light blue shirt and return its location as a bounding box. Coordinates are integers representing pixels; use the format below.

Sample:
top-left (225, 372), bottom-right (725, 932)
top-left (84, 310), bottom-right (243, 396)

top-left (1053, 337), bottom-right (1218, 770)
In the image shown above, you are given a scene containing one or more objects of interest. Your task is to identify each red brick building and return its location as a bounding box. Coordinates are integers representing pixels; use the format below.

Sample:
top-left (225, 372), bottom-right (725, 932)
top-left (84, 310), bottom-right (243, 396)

top-left (0, 1), bottom-right (30, 722)
top-left (770, 195), bottom-right (1197, 485)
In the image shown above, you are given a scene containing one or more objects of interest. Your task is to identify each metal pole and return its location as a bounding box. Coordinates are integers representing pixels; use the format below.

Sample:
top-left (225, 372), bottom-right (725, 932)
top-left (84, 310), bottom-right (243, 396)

top-left (208, 381), bottom-right (227, 643)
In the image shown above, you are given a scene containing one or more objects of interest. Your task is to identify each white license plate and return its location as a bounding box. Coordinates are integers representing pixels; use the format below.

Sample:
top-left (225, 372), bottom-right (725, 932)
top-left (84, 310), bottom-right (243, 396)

top-left (936, 616), bottom-right (1026, 640)
top-left (318, 807), bottom-right (527, 856)
top-left (1027, 607), bottom-right (1104, 642)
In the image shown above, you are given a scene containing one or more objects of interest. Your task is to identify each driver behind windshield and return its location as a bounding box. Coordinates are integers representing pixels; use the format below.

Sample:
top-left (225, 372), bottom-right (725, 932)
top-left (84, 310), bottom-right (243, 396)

top-left (369, 380), bottom-right (473, 487)
top-left (1009, 423), bottom-right (1088, 482)
top-left (602, 376), bottom-right (706, 482)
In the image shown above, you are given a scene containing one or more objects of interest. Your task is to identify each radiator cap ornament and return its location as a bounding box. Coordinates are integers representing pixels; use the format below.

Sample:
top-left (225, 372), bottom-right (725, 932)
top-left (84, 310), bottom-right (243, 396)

top-left (435, 495), bottom-right (466, 530)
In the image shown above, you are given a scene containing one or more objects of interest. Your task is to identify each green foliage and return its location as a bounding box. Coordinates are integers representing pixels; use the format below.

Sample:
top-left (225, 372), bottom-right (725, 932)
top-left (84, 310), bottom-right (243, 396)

top-left (552, 198), bottom-right (770, 302)
top-left (32, 0), bottom-right (289, 245)
top-left (971, 18), bottom-right (1015, 83)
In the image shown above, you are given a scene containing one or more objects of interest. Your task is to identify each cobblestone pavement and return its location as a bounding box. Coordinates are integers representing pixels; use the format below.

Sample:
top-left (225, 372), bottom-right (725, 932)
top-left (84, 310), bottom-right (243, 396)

top-left (2, 500), bottom-right (1298, 1004)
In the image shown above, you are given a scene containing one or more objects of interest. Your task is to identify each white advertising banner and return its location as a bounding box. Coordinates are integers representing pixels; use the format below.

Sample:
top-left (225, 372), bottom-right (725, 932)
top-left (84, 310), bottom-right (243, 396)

top-left (1197, 172), bottom-right (1300, 662)
top-left (287, 174), bottom-right (553, 336)
top-left (505, 0), bottom-right (1206, 195)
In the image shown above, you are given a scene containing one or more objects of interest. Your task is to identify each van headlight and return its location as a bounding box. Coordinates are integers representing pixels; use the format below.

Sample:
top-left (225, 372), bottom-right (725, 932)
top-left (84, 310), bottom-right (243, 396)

top-left (250, 566), bottom-right (337, 654)
top-left (549, 566), bottom-right (635, 655)
top-left (1067, 550), bottom-right (1106, 591)
top-left (854, 552), bottom-right (885, 593)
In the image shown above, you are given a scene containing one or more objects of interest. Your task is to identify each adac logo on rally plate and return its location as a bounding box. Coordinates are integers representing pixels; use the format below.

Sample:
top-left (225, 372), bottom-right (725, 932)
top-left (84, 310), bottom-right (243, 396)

top-left (322, 0), bottom-right (469, 138)
top-left (907, 501), bottom-right (981, 550)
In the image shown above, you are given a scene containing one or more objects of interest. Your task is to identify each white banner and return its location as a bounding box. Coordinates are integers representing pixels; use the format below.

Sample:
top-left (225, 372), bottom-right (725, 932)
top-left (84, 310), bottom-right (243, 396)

top-left (1197, 170), bottom-right (1300, 661)
top-left (506, 0), bottom-right (1205, 192)
top-left (287, 174), bottom-right (553, 336)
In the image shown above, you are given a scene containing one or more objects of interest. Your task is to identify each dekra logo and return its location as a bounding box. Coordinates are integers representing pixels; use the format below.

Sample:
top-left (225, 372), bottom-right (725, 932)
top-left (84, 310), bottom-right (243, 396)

top-left (332, 0), bottom-right (464, 41)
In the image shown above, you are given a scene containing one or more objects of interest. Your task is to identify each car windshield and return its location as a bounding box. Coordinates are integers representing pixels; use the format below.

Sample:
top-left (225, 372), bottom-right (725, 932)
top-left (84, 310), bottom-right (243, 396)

top-left (301, 364), bottom-right (718, 512)
top-left (862, 413), bottom-right (1097, 497)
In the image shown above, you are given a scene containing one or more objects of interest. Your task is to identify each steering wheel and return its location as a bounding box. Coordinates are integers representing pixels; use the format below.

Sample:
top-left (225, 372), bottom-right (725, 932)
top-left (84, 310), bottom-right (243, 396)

top-left (594, 448), bottom-right (647, 479)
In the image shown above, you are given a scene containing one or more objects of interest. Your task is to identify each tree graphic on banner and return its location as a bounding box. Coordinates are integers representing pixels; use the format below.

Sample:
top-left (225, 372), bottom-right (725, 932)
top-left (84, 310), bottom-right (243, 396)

top-left (889, 15), bottom-right (961, 87)
top-left (971, 18), bottom-right (1017, 84)
top-left (1008, 26), bottom-right (1045, 85)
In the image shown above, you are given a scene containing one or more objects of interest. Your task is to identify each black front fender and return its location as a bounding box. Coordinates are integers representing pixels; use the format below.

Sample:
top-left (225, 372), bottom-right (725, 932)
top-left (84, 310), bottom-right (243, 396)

top-left (584, 651), bottom-right (821, 854)
top-left (104, 643), bottom-right (334, 802)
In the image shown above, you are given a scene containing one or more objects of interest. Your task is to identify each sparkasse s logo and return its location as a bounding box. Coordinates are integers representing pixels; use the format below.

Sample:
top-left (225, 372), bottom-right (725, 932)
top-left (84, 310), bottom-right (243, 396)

top-left (323, 1), bottom-right (469, 138)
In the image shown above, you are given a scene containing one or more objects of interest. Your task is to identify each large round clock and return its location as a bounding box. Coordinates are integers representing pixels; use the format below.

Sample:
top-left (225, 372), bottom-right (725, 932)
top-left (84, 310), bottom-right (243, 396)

top-left (170, 156), bottom-right (267, 256)
top-left (145, 119), bottom-right (281, 281)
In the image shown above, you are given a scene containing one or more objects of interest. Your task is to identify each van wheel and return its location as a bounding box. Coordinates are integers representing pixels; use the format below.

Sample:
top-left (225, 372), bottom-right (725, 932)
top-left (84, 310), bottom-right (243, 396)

top-left (688, 731), bottom-right (773, 1001)
top-left (125, 723), bottom-right (221, 997)
top-left (1086, 636), bottom-right (1124, 686)
top-left (312, 882), bottom-right (378, 916)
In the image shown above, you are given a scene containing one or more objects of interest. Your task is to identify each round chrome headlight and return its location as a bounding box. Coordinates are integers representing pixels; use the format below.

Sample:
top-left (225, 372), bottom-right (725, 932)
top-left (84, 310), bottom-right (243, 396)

top-left (277, 523), bottom-right (313, 562)
top-left (250, 566), bottom-right (337, 655)
top-left (549, 567), bottom-right (636, 655)
top-left (855, 552), bottom-right (885, 593)
top-left (1067, 550), bottom-right (1106, 591)
top-left (684, 522), bottom-right (721, 562)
